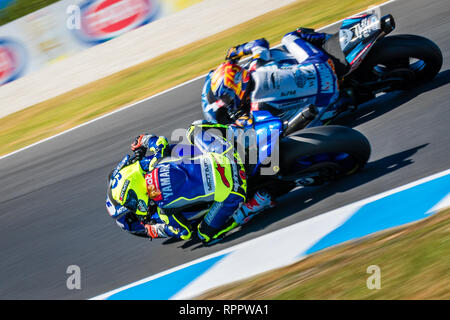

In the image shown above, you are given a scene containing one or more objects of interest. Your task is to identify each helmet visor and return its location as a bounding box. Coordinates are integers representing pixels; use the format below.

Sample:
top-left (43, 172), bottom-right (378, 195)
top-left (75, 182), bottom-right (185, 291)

top-left (218, 87), bottom-right (236, 109)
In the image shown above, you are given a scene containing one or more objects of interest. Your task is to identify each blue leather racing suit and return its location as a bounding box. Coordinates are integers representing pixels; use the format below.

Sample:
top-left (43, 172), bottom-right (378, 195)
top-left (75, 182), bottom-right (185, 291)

top-left (202, 30), bottom-right (340, 123)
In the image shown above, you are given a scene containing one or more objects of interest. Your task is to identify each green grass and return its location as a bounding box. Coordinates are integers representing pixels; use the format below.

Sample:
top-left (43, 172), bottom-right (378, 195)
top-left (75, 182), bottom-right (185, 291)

top-left (197, 209), bottom-right (450, 300)
top-left (0, 0), bottom-right (60, 26)
top-left (0, 0), bottom-right (387, 156)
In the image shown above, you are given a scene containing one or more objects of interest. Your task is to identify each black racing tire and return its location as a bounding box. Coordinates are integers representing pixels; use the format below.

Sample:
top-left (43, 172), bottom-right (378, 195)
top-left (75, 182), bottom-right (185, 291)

top-left (279, 125), bottom-right (371, 179)
top-left (355, 34), bottom-right (443, 88)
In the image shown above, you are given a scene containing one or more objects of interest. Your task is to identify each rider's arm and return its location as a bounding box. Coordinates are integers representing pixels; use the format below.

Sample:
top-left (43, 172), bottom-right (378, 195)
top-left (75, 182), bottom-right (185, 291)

top-left (292, 28), bottom-right (331, 47)
top-left (131, 134), bottom-right (171, 171)
top-left (226, 38), bottom-right (270, 61)
top-left (202, 71), bottom-right (223, 123)
top-left (282, 29), bottom-right (332, 64)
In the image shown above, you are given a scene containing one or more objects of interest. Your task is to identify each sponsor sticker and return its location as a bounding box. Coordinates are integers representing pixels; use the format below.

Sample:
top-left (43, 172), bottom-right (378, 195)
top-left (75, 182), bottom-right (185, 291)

top-left (158, 164), bottom-right (174, 200)
top-left (211, 154), bottom-right (230, 188)
top-left (145, 168), bottom-right (162, 201)
top-left (296, 64), bottom-right (317, 90)
top-left (229, 155), bottom-right (239, 192)
top-left (350, 15), bottom-right (380, 40)
top-left (293, 68), bottom-right (306, 88)
top-left (239, 170), bottom-right (246, 181)
top-left (339, 29), bottom-right (353, 49)
top-left (106, 197), bottom-right (116, 216)
top-left (119, 179), bottom-right (130, 201)
top-left (216, 163), bottom-right (230, 188)
top-left (316, 63), bottom-right (335, 94)
top-left (137, 199), bottom-right (148, 212)
top-left (200, 156), bottom-right (215, 194)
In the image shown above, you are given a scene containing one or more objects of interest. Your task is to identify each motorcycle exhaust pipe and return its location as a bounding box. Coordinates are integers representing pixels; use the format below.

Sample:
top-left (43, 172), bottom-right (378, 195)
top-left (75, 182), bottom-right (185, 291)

top-left (380, 14), bottom-right (395, 35)
top-left (283, 105), bottom-right (318, 137)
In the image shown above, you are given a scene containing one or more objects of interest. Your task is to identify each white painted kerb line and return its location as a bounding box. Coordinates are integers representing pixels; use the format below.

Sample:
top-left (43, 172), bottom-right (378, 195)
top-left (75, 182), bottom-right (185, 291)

top-left (91, 165), bottom-right (447, 300)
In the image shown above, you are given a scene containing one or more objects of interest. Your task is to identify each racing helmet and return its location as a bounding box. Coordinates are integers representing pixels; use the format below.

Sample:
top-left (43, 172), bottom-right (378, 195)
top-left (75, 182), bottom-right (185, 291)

top-left (108, 161), bottom-right (150, 216)
top-left (210, 61), bottom-right (251, 111)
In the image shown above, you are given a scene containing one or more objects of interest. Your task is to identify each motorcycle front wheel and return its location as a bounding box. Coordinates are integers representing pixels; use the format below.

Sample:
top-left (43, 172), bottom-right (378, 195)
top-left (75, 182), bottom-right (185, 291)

top-left (278, 125), bottom-right (371, 185)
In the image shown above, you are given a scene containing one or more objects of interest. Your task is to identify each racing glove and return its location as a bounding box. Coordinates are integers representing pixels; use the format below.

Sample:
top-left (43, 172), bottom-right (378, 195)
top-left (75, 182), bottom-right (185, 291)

top-left (144, 223), bottom-right (168, 240)
top-left (225, 38), bottom-right (270, 61)
top-left (131, 134), bottom-right (153, 160)
top-left (225, 45), bottom-right (244, 61)
top-left (295, 28), bottom-right (330, 47)
top-left (131, 134), bottom-right (170, 162)
top-left (144, 222), bottom-right (191, 240)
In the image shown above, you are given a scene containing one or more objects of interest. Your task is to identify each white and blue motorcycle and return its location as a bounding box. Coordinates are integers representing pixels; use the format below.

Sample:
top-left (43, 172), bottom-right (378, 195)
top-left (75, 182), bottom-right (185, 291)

top-left (202, 11), bottom-right (443, 129)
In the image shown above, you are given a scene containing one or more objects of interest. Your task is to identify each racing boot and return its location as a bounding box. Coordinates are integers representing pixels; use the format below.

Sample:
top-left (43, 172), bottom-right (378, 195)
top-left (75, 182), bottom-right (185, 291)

top-left (197, 219), bottom-right (239, 246)
top-left (232, 190), bottom-right (276, 226)
top-left (144, 223), bottom-right (190, 240)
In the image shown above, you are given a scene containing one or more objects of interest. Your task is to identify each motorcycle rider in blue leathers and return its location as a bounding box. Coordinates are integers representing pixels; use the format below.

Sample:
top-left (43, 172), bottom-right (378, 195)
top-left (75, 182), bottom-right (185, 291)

top-left (196, 27), bottom-right (353, 227)
top-left (106, 122), bottom-right (275, 245)
top-left (202, 28), bottom-right (350, 125)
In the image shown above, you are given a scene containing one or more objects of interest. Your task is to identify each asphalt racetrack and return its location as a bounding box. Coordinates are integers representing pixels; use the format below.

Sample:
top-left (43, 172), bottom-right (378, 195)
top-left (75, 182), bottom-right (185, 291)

top-left (0, 0), bottom-right (449, 299)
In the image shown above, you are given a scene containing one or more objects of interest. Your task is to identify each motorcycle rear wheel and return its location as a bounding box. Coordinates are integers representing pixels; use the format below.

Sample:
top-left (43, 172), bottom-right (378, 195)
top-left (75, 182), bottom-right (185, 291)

top-left (355, 34), bottom-right (443, 90)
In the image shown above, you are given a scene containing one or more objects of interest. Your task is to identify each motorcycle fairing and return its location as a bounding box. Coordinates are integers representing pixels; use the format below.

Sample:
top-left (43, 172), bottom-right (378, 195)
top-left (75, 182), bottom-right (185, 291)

top-left (251, 111), bottom-right (283, 176)
top-left (339, 13), bottom-right (382, 71)
top-left (250, 54), bottom-right (338, 116)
